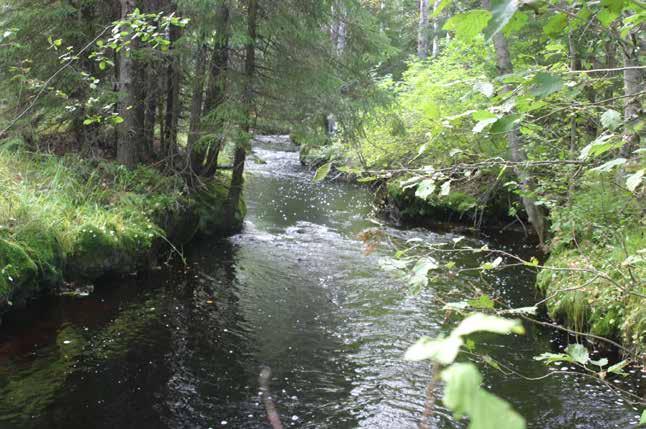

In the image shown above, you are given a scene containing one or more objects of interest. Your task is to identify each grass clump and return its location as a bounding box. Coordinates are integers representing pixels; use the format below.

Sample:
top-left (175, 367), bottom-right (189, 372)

top-left (0, 146), bottom-right (211, 312)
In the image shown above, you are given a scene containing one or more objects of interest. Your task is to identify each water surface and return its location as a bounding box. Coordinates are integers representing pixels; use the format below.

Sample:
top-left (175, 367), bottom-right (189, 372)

top-left (0, 136), bottom-right (642, 428)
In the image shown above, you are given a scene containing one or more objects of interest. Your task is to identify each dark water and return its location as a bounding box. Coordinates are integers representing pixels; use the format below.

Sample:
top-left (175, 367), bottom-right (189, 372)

top-left (0, 136), bottom-right (643, 428)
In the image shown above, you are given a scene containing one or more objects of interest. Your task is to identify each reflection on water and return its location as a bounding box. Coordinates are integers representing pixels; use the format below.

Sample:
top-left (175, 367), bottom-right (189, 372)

top-left (0, 136), bottom-right (642, 428)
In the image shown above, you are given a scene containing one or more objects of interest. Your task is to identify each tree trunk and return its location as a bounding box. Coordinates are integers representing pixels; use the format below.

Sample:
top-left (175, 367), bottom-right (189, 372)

top-left (198, 2), bottom-right (231, 177)
top-left (143, 64), bottom-right (159, 161)
top-left (226, 0), bottom-right (257, 223)
top-left (621, 34), bottom-right (643, 158)
top-left (162, 22), bottom-right (182, 167)
top-left (117, 0), bottom-right (139, 167)
top-left (187, 42), bottom-right (209, 175)
top-left (417, 0), bottom-right (430, 59)
top-left (431, 0), bottom-right (440, 58)
top-left (482, 0), bottom-right (546, 246)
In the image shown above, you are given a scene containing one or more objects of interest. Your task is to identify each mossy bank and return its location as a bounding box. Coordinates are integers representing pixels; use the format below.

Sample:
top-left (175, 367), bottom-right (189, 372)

top-left (0, 149), bottom-right (245, 320)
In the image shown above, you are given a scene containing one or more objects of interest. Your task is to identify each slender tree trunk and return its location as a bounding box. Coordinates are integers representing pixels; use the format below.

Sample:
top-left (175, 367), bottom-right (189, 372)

top-left (417, 0), bottom-right (430, 59)
top-left (163, 23), bottom-right (182, 167)
top-left (187, 42), bottom-right (209, 175)
top-left (117, 0), bottom-right (139, 167)
top-left (482, 0), bottom-right (546, 246)
top-left (621, 34), bottom-right (643, 158)
top-left (431, 0), bottom-right (440, 58)
top-left (199, 2), bottom-right (230, 177)
top-left (226, 0), bottom-right (257, 224)
top-left (143, 64), bottom-right (159, 161)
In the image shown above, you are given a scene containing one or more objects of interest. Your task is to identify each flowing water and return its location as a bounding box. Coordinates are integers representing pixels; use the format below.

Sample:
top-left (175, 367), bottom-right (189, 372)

top-left (0, 136), bottom-right (643, 428)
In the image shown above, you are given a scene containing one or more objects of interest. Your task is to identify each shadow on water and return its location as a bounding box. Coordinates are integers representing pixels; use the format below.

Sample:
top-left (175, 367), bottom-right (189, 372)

top-left (0, 136), bottom-right (642, 428)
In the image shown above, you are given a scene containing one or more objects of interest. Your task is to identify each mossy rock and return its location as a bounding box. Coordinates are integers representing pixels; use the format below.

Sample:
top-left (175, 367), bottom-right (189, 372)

top-left (66, 224), bottom-right (142, 279)
top-left (192, 179), bottom-right (247, 235)
top-left (0, 238), bottom-right (39, 311)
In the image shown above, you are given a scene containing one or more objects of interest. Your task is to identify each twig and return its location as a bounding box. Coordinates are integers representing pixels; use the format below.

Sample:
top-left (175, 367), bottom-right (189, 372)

top-left (259, 367), bottom-right (284, 429)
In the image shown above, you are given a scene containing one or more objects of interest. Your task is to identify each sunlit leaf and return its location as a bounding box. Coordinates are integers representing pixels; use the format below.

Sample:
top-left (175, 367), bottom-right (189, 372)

top-left (313, 162), bottom-right (332, 182)
top-left (440, 180), bottom-right (451, 196)
top-left (468, 294), bottom-right (495, 310)
top-left (601, 109), bottom-right (622, 131)
top-left (404, 336), bottom-right (463, 365)
top-left (498, 306), bottom-right (538, 316)
top-left (473, 117), bottom-right (498, 134)
top-left (474, 81), bottom-right (494, 98)
top-left (484, 0), bottom-right (519, 40)
top-left (409, 257), bottom-right (439, 289)
top-left (565, 344), bottom-right (589, 365)
top-left (453, 313), bottom-right (525, 337)
top-left (534, 352), bottom-right (573, 364)
top-left (443, 10), bottom-right (492, 41)
top-left (415, 179), bottom-right (436, 200)
top-left (608, 360), bottom-right (630, 376)
top-left (590, 158), bottom-right (626, 172)
top-left (626, 169), bottom-right (644, 192)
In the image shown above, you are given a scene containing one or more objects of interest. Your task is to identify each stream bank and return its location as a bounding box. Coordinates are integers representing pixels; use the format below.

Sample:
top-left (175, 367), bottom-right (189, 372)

top-left (299, 141), bottom-right (646, 359)
top-left (0, 149), bottom-right (245, 322)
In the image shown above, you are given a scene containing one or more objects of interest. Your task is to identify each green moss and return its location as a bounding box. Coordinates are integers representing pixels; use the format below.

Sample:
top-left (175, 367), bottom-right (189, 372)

top-left (0, 238), bottom-right (39, 307)
top-left (537, 229), bottom-right (646, 355)
top-left (385, 177), bottom-right (510, 225)
top-left (193, 177), bottom-right (247, 235)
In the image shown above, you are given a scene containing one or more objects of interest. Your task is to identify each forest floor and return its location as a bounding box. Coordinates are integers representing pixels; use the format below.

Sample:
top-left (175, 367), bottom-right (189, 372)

top-left (0, 147), bottom-right (243, 320)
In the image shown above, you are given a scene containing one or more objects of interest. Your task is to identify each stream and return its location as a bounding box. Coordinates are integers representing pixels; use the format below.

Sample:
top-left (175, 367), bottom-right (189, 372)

top-left (0, 136), bottom-right (642, 428)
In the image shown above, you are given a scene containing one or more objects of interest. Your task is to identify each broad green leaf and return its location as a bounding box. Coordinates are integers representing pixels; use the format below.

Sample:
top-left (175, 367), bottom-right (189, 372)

top-left (543, 13), bottom-right (568, 38)
top-left (503, 11), bottom-right (528, 36)
top-left (442, 363), bottom-right (482, 417)
top-left (484, 0), bottom-right (519, 40)
top-left (491, 114), bottom-right (521, 134)
top-left (474, 81), bottom-right (494, 98)
top-left (588, 358), bottom-right (608, 368)
top-left (534, 352), bottom-right (574, 365)
top-left (431, 0), bottom-right (453, 18)
top-left (357, 176), bottom-right (379, 183)
top-left (313, 162), bottom-right (332, 182)
top-left (99, 61), bottom-right (107, 70)
top-left (579, 134), bottom-right (622, 159)
top-left (530, 72), bottom-right (563, 98)
top-left (590, 158), bottom-right (626, 172)
top-left (404, 336), bottom-right (463, 365)
top-left (468, 294), bottom-right (495, 310)
top-left (111, 116), bottom-right (124, 125)
top-left (442, 363), bottom-right (526, 429)
top-left (472, 110), bottom-right (497, 121)
top-left (415, 179), bottom-right (436, 200)
top-left (565, 344), bottom-right (589, 365)
top-left (640, 409), bottom-right (645, 425)
top-left (443, 10), bottom-right (492, 41)
top-left (453, 313), bottom-right (525, 337)
top-left (601, 109), bottom-right (622, 130)
top-left (626, 169), bottom-right (644, 192)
